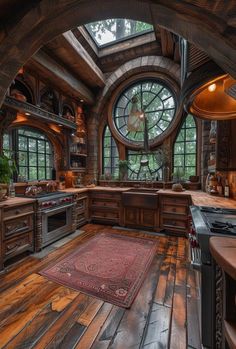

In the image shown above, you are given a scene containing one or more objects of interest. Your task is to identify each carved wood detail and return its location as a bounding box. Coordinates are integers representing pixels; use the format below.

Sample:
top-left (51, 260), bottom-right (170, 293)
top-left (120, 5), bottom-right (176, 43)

top-left (3, 96), bottom-right (77, 130)
top-left (35, 209), bottom-right (42, 252)
top-left (215, 264), bottom-right (223, 349)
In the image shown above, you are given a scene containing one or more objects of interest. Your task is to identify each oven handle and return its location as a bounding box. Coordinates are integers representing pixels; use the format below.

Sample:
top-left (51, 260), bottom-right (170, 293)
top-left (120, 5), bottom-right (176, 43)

top-left (41, 203), bottom-right (74, 214)
top-left (190, 245), bottom-right (202, 271)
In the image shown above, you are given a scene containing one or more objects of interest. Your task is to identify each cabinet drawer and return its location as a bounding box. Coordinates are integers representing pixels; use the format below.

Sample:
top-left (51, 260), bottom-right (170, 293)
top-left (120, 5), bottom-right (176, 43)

top-left (91, 210), bottom-right (119, 220)
top-left (91, 198), bottom-right (120, 208)
top-left (161, 216), bottom-right (188, 230)
top-left (162, 204), bottom-right (188, 215)
top-left (161, 196), bottom-right (189, 205)
top-left (90, 192), bottom-right (121, 200)
top-left (77, 213), bottom-right (87, 226)
top-left (3, 214), bottom-right (34, 238)
top-left (4, 204), bottom-right (34, 220)
top-left (76, 198), bottom-right (87, 210)
top-left (3, 232), bottom-right (33, 260)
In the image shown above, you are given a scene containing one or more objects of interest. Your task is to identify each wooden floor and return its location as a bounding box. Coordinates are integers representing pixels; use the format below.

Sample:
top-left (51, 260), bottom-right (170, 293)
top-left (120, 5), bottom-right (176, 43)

top-left (0, 224), bottom-right (201, 349)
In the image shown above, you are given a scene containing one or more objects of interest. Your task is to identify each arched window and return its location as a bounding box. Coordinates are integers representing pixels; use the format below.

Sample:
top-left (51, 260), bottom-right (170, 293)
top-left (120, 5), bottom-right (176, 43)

top-left (113, 79), bottom-right (176, 145)
top-left (3, 127), bottom-right (53, 181)
top-left (102, 125), bottom-right (119, 177)
top-left (173, 114), bottom-right (197, 179)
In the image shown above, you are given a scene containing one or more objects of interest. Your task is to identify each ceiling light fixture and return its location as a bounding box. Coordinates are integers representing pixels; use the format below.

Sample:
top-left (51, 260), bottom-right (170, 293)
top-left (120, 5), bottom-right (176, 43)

top-left (208, 83), bottom-right (216, 92)
top-left (25, 112), bottom-right (31, 116)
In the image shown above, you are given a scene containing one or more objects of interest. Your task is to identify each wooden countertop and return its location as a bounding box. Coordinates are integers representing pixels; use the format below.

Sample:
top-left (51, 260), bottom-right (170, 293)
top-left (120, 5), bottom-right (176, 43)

top-left (158, 189), bottom-right (236, 208)
top-left (1, 187), bottom-right (236, 208)
top-left (62, 187), bottom-right (236, 207)
top-left (210, 237), bottom-right (236, 280)
top-left (0, 196), bottom-right (36, 208)
top-left (62, 186), bottom-right (131, 193)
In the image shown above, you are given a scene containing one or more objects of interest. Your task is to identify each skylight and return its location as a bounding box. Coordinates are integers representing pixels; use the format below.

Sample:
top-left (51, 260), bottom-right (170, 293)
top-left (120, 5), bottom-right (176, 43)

top-left (85, 19), bottom-right (153, 47)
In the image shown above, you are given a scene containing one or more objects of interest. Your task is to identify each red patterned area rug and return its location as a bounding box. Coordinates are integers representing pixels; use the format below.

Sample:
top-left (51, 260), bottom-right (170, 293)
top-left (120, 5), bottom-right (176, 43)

top-left (40, 233), bottom-right (158, 308)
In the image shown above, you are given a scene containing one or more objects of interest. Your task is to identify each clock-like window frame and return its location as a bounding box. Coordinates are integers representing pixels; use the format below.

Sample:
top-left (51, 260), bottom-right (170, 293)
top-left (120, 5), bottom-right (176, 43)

top-left (112, 78), bottom-right (177, 148)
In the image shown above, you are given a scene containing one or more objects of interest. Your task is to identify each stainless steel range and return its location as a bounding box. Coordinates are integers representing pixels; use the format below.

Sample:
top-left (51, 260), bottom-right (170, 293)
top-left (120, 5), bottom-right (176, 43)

top-left (17, 191), bottom-right (75, 251)
top-left (190, 205), bottom-right (236, 349)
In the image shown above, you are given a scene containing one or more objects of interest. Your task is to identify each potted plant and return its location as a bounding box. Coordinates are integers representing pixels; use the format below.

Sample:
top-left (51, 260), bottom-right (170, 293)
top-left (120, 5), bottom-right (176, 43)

top-left (0, 154), bottom-right (16, 200)
top-left (118, 160), bottom-right (128, 181)
top-left (172, 167), bottom-right (185, 192)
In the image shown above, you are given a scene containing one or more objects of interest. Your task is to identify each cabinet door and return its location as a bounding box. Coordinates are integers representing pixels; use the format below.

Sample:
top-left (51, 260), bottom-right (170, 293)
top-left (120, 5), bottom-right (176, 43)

top-left (124, 207), bottom-right (139, 226)
top-left (140, 209), bottom-right (157, 228)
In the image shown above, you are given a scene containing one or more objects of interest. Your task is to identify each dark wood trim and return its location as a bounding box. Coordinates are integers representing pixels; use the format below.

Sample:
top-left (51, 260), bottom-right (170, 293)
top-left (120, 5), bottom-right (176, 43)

top-left (3, 96), bottom-right (77, 130)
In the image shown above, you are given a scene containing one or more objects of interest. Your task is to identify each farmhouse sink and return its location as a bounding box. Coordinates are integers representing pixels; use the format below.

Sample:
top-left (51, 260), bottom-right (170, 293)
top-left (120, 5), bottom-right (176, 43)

top-left (122, 188), bottom-right (158, 209)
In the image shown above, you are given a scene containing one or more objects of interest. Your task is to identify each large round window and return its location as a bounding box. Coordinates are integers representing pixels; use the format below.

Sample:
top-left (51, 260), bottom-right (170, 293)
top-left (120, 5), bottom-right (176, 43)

top-left (113, 80), bottom-right (176, 144)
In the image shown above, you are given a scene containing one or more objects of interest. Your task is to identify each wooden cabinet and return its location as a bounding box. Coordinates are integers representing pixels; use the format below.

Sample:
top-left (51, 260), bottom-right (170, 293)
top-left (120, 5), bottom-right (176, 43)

top-left (0, 202), bottom-right (35, 270)
top-left (73, 192), bottom-right (88, 228)
top-left (159, 194), bottom-right (191, 236)
top-left (89, 190), bottom-right (121, 225)
top-left (123, 207), bottom-right (158, 230)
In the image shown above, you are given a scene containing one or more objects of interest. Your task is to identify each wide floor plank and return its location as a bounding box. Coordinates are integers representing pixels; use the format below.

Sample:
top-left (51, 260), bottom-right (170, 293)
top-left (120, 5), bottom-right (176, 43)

top-left (0, 224), bottom-right (200, 349)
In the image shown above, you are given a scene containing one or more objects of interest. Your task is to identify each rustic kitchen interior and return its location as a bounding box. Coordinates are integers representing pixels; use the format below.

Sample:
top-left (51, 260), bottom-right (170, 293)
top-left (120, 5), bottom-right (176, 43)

top-left (0, 1), bottom-right (236, 348)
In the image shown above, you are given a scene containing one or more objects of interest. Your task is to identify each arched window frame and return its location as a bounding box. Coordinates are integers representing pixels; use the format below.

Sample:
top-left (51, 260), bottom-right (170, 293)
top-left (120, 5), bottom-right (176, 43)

top-left (173, 114), bottom-right (197, 180)
top-left (112, 78), bottom-right (177, 147)
top-left (102, 125), bottom-right (119, 177)
top-left (3, 127), bottom-right (53, 182)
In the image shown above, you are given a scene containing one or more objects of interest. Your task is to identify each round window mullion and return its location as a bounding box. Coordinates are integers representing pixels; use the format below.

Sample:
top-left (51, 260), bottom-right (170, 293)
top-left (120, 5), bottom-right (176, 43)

top-left (113, 79), bottom-right (176, 146)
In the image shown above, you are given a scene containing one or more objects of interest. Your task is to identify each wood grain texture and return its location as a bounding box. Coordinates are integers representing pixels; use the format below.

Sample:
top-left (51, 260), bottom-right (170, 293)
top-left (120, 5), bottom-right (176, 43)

top-left (0, 224), bottom-right (200, 349)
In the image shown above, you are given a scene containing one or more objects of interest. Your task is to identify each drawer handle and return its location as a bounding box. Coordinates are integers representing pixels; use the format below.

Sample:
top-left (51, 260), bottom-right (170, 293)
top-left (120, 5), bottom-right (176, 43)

top-left (6, 242), bottom-right (18, 251)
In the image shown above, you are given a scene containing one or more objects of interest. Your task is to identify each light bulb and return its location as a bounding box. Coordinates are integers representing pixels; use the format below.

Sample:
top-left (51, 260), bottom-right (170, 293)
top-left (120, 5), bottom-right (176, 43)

top-left (208, 83), bottom-right (216, 92)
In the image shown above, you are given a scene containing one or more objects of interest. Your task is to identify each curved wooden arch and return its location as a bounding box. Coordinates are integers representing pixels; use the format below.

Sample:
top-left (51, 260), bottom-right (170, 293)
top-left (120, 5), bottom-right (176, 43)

top-left (11, 76), bottom-right (35, 104)
top-left (0, 0), bottom-right (235, 107)
top-left (9, 119), bottom-right (64, 171)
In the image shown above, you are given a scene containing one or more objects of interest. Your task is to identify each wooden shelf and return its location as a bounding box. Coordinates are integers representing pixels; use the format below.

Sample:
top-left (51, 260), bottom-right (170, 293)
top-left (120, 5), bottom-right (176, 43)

top-left (4, 96), bottom-right (77, 130)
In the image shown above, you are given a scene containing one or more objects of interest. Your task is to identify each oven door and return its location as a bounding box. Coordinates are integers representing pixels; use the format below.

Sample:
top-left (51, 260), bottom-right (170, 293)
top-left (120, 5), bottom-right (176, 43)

top-left (42, 203), bottom-right (74, 247)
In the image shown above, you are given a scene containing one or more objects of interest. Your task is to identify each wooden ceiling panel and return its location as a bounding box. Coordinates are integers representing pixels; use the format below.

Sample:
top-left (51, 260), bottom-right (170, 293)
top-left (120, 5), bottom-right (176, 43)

top-left (46, 31), bottom-right (105, 88)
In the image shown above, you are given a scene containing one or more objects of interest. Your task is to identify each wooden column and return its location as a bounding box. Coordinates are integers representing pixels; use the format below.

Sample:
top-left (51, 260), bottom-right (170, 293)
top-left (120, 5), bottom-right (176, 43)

top-left (86, 110), bottom-right (99, 184)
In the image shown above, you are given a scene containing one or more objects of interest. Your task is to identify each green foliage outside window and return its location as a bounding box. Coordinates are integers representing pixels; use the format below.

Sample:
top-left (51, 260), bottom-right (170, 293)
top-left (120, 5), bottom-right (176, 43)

top-left (102, 126), bottom-right (119, 178)
top-left (3, 128), bottom-right (53, 181)
top-left (128, 150), bottom-right (163, 181)
top-left (173, 114), bottom-right (197, 180)
top-left (113, 80), bottom-right (176, 144)
top-left (85, 19), bottom-right (153, 47)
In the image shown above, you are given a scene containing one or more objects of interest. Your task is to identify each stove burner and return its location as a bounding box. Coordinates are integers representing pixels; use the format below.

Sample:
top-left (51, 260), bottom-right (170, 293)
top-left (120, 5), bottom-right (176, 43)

top-left (209, 220), bottom-right (236, 234)
top-left (212, 221), bottom-right (236, 229)
top-left (200, 206), bottom-right (236, 215)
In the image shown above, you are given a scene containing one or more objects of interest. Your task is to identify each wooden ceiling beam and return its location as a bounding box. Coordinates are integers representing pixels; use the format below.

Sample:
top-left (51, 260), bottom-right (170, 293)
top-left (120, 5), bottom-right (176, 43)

top-left (154, 25), bottom-right (175, 59)
top-left (29, 50), bottom-right (95, 105)
top-left (46, 31), bottom-right (105, 88)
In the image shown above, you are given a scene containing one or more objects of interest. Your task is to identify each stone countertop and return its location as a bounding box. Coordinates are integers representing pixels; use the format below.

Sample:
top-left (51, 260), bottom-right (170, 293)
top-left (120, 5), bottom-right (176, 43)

top-left (0, 196), bottom-right (36, 208)
top-left (210, 237), bottom-right (236, 280)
